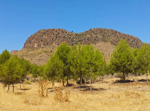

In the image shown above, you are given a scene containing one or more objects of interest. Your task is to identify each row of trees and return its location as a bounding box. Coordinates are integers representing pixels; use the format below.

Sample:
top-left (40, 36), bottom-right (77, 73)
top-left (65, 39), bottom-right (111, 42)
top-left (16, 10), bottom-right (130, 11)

top-left (44, 43), bottom-right (106, 86)
top-left (0, 39), bottom-right (150, 92)
top-left (43, 40), bottom-right (150, 85)
top-left (109, 40), bottom-right (150, 81)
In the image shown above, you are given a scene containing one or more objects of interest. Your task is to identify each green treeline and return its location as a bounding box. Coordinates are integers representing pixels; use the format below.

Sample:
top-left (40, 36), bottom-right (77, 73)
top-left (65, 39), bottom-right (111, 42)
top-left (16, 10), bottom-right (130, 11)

top-left (0, 39), bottom-right (150, 92)
top-left (43, 43), bottom-right (106, 86)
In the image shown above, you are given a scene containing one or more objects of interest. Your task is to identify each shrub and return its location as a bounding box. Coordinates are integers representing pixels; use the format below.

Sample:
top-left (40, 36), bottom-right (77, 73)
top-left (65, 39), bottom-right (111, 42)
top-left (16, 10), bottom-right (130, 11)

top-left (54, 87), bottom-right (70, 102)
top-left (38, 79), bottom-right (49, 97)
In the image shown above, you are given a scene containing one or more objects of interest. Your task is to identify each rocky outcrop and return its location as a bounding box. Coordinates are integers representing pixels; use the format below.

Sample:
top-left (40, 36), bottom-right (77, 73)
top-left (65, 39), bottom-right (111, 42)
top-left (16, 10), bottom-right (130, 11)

top-left (24, 28), bottom-right (143, 49)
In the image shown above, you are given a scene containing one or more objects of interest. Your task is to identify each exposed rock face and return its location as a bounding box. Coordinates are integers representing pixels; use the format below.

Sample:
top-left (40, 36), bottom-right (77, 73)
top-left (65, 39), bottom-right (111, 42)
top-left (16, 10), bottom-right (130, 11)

top-left (11, 50), bottom-right (18, 55)
top-left (12, 28), bottom-right (144, 65)
top-left (24, 28), bottom-right (143, 49)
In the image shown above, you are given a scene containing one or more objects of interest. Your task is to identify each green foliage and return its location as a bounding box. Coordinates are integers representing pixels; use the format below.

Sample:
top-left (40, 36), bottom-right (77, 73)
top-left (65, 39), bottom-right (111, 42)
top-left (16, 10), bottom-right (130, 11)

top-left (68, 44), bottom-right (106, 84)
top-left (0, 56), bottom-right (25, 86)
top-left (0, 50), bottom-right (32, 92)
top-left (68, 44), bottom-right (86, 82)
top-left (55, 42), bottom-right (70, 63)
top-left (93, 50), bottom-right (107, 76)
top-left (135, 44), bottom-right (150, 73)
top-left (55, 42), bottom-right (71, 85)
top-left (132, 48), bottom-right (141, 74)
top-left (20, 58), bottom-right (32, 78)
top-left (0, 49), bottom-right (10, 64)
top-left (109, 39), bottom-right (133, 80)
top-left (107, 62), bottom-right (116, 75)
top-left (44, 54), bottom-right (64, 82)
top-left (31, 64), bottom-right (41, 77)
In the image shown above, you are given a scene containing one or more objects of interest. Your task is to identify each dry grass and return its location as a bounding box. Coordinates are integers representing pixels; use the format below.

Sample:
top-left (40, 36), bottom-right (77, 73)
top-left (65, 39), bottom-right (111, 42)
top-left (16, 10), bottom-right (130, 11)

top-left (1, 76), bottom-right (150, 111)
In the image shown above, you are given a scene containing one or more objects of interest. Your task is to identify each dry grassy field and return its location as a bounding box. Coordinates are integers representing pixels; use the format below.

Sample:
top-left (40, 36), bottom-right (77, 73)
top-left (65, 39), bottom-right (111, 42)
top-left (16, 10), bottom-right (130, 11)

top-left (1, 76), bottom-right (150, 111)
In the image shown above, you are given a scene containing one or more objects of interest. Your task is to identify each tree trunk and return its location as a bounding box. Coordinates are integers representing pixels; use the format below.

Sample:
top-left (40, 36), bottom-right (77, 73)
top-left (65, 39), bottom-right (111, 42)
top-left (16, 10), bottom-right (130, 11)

top-left (66, 78), bottom-right (69, 86)
top-left (62, 80), bottom-right (65, 87)
top-left (90, 78), bottom-right (92, 91)
top-left (84, 79), bottom-right (87, 85)
top-left (80, 76), bottom-right (82, 85)
top-left (62, 78), bottom-right (65, 87)
top-left (146, 71), bottom-right (149, 82)
top-left (7, 85), bottom-right (10, 92)
top-left (123, 72), bottom-right (126, 81)
top-left (12, 84), bottom-right (15, 92)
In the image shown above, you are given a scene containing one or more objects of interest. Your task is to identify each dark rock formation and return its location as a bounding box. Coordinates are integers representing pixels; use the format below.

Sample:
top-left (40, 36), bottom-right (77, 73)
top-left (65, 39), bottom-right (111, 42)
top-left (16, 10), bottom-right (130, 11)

top-left (24, 28), bottom-right (143, 49)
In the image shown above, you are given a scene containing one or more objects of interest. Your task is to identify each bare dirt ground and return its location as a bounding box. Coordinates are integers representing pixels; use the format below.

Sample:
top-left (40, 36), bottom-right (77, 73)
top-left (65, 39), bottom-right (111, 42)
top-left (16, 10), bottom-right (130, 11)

top-left (1, 76), bottom-right (150, 111)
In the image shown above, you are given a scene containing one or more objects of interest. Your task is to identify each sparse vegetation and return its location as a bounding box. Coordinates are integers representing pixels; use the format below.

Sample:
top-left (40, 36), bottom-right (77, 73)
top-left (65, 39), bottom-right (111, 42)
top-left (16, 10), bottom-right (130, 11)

top-left (0, 75), bottom-right (150, 111)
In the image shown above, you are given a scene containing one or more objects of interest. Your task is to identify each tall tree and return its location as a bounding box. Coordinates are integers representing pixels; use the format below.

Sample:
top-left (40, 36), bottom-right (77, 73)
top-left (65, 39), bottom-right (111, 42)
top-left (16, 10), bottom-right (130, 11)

top-left (55, 42), bottom-right (71, 86)
top-left (109, 39), bottom-right (133, 81)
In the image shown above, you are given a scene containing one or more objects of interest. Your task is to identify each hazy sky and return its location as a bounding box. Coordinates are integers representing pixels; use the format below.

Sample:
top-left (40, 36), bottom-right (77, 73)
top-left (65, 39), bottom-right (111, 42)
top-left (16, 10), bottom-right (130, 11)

top-left (0, 0), bottom-right (150, 53)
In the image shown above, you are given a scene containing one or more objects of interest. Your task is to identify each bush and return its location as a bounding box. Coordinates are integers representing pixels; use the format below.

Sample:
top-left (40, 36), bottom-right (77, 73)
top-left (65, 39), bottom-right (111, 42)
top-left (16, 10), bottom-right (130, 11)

top-left (54, 87), bottom-right (70, 102)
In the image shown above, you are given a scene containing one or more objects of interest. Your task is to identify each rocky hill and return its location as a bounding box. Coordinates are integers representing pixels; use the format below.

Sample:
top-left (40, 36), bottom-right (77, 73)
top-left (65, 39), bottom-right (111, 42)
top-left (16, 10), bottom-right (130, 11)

top-left (11, 28), bottom-right (143, 65)
top-left (24, 28), bottom-right (142, 49)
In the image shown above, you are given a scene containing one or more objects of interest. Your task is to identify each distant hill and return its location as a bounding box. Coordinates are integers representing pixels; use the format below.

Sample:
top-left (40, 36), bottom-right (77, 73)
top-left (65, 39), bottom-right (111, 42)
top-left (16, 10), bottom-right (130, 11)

top-left (11, 28), bottom-right (143, 65)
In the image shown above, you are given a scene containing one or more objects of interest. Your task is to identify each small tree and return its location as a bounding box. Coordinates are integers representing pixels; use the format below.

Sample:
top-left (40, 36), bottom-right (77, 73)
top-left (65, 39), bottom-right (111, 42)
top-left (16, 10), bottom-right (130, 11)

top-left (44, 54), bottom-right (64, 83)
top-left (109, 39), bottom-right (133, 81)
top-left (0, 56), bottom-right (27, 92)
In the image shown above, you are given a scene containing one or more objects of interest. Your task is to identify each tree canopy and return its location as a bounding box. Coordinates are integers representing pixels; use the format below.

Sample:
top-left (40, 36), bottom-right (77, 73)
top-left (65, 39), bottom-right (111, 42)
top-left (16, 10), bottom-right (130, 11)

top-left (109, 39), bottom-right (133, 81)
top-left (68, 44), bottom-right (106, 85)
